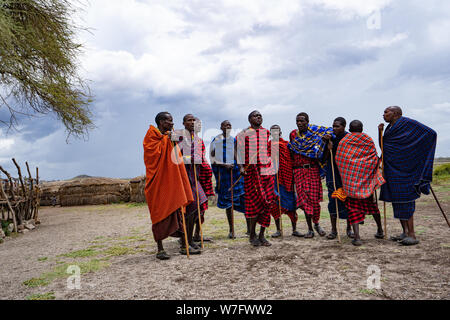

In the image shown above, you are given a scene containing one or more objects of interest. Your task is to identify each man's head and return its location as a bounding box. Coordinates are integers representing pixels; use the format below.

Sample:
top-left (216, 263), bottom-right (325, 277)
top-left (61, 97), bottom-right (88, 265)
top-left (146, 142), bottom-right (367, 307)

top-left (248, 110), bottom-right (263, 128)
top-left (333, 117), bottom-right (346, 136)
top-left (183, 114), bottom-right (196, 132)
top-left (194, 117), bottom-right (202, 134)
top-left (155, 112), bottom-right (173, 133)
top-left (349, 120), bottom-right (363, 133)
top-left (220, 120), bottom-right (232, 137)
top-left (270, 124), bottom-right (281, 139)
top-left (296, 112), bottom-right (309, 132)
top-left (383, 106), bottom-right (403, 123)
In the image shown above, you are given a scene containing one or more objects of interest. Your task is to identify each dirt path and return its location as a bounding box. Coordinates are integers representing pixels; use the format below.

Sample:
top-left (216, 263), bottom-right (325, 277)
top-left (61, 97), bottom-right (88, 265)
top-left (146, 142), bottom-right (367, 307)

top-left (1, 183), bottom-right (449, 300)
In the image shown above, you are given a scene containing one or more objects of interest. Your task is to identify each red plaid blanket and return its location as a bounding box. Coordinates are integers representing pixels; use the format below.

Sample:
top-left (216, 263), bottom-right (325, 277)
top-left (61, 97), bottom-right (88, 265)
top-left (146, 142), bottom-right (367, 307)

top-left (269, 138), bottom-right (294, 192)
top-left (335, 133), bottom-right (385, 199)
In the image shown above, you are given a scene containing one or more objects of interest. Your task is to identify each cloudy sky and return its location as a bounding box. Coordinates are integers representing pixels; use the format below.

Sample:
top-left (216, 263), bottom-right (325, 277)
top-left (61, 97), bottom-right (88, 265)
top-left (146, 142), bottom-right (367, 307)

top-left (1, 0), bottom-right (449, 181)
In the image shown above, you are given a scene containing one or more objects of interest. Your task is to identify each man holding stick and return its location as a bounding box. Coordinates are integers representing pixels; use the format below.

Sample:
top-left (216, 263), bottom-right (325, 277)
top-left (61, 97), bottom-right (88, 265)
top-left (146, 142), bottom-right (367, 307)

top-left (334, 120), bottom-right (385, 246)
top-left (269, 125), bottom-right (303, 238)
top-left (379, 106), bottom-right (437, 246)
top-left (143, 112), bottom-right (194, 260)
top-left (210, 120), bottom-right (247, 239)
top-left (236, 110), bottom-right (278, 247)
top-left (321, 117), bottom-right (353, 240)
top-left (288, 112), bottom-right (333, 238)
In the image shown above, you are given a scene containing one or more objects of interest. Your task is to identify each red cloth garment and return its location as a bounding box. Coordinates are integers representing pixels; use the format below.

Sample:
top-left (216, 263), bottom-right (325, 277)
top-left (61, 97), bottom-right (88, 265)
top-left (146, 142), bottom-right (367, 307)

top-left (346, 196), bottom-right (380, 225)
top-left (335, 132), bottom-right (385, 199)
top-left (269, 138), bottom-right (294, 192)
top-left (237, 127), bottom-right (277, 227)
top-left (143, 126), bottom-right (194, 240)
top-left (271, 208), bottom-right (298, 224)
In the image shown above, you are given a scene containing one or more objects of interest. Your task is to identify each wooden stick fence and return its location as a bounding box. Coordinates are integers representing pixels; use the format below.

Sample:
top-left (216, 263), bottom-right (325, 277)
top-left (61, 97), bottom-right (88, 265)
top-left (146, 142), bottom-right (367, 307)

top-left (0, 159), bottom-right (41, 236)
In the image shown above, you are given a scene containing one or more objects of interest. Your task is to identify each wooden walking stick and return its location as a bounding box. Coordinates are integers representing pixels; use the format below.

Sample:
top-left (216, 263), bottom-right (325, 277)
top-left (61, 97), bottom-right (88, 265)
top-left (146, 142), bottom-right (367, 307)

top-left (193, 158), bottom-right (204, 249)
top-left (429, 185), bottom-right (450, 228)
top-left (172, 140), bottom-right (190, 259)
top-left (330, 150), bottom-right (341, 243)
top-left (380, 133), bottom-right (387, 239)
top-left (181, 205), bottom-right (190, 258)
top-left (230, 167), bottom-right (235, 239)
top-left (275, 159), bottom-right (283, 238)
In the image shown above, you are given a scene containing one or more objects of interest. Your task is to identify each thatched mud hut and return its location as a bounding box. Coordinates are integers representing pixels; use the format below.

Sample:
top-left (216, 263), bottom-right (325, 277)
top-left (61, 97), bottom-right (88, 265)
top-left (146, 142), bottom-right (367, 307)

top-left (130, 176), bottom-right (146, 203)
top-left (59, 177), bottom-right (131, 206)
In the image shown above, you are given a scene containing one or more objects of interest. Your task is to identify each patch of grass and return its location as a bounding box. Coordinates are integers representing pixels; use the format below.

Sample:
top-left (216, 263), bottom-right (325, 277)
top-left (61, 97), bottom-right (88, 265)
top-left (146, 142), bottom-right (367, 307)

top-left (116, 235), bottom-right (147, 242)
top-left (360, 288), bottom-right (377, 295)
top-left (58, 248), bottom-right (100, 258)
top-left (38, 257), bottom-right (48, 262)
top-left (23, 259), bottom-right (111, 288)
top-left (127, 202), bottom-right (147, 208)
top-left (103, 246), bottom-right (137, 256)
top-left (440, 243), bottom-right (450, 249)
top-left (416, 226), bottom-right (427, 235)
top-left (26, 292), bottom-right (55, 300)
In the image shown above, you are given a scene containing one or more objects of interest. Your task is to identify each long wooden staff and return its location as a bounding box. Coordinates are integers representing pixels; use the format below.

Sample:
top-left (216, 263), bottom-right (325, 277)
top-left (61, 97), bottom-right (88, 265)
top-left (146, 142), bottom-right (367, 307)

top-left (380, 133), bottom-right (387, 239)
top-left (330, 150), bottom-right (341, 243)
top-left (429, 186), bottom-right (450, 228)
top-left (230, 167), bottom-right (235, 238)
top-left (172, 139), bottom-right (190, 258)
top-left (228, 151), bottom-right (259, 191)
top-left (275, 159), bottom-right (283, 237)
top-left (192, 135), bottom-right (205, 249)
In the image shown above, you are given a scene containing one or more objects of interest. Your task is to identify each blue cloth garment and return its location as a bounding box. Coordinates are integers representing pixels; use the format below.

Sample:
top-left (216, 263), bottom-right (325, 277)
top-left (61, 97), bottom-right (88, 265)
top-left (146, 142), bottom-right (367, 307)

top-left (380, 117), bottom-right (437, 203)
top-left (211, 135), bottom-right (246, 213)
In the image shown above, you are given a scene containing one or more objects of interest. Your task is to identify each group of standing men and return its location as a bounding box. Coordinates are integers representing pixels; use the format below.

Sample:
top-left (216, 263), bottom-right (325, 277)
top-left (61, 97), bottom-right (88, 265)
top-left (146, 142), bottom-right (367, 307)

top-left (143, 107), bottom-right (437, 260)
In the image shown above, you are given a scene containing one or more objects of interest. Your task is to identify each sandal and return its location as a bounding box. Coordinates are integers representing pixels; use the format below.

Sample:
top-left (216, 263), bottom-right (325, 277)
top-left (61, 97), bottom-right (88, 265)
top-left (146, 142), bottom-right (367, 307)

top-left (250, 238), bottom-right (261, 247)
top-left (352, 239), bottom-right (363, 246)
top-left (156, 250), bottom-right (170, 260)
top-left (292, 230), bottom-right (305, 237)
top-left (193, 235), bottom-right (213, 242)
top-left (346, 230), bottom-right (355, 239)
top-left (314, 224), bottom-right (326, 237)
top-left (390, 233), bottom-right (407, 242)
top-left (271, 231), bottom-right (282, 238)
top-left (304, 230), bottom-right (315, 239)
top-left (180, 246), bottom-right (201, 255)
top-left (374, 231), bottom-right (385, 239)
top-left (400, 237), bottom-right (419, 246)
top-left (326, 232), bottom-right (337, 240)
top-left (259, 238), bottom-right (272, 247)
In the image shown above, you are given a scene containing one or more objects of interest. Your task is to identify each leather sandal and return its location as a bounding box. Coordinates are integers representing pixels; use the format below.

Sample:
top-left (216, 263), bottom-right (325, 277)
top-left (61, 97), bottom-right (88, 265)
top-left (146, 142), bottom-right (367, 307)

top-left (259, 237), bottom-right (272, 247)
top-left (156, 250), bottom-right (170, 260)
top-left (292, 230), bottom-right (305, 237)
top-left (326, 232), bottom-right (337, 240)
top-left (314, 224), bottom-right (326, 236)
top-left (304, 230), bottom-right (315, 238)
top-left (271, 231), bottom-right (282, 238)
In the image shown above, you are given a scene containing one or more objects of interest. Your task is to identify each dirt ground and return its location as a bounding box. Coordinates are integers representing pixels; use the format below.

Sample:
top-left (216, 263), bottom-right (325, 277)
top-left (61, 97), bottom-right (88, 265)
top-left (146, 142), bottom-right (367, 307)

top-left (1, 182), bottom-right (449, 300)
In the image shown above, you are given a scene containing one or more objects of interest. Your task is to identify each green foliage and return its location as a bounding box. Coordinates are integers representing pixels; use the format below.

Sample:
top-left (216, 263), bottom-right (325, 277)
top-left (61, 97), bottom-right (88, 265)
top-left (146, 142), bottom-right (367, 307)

top-left (0, 0), bottom-right (93, 138)
top-left (26, 292), bottom-right (55, 300)
top-left (434, 163), bottom-right (450, 177)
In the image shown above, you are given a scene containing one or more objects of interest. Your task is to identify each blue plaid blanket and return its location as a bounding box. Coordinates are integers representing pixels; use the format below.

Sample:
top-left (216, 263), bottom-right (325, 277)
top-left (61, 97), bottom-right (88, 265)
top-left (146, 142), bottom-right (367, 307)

top-left (288, 124), bottom-right (334, 159)
top-left (380, 117), bottom-right (437, 202)
top-left (211, 135), bottom-right (245, 213)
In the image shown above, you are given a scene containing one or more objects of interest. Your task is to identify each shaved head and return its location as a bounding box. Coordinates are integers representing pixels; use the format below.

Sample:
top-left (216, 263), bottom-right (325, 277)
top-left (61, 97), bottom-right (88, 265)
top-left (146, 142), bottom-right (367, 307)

top-left (388, 106), bottom-right (403, 116)
top-left (349, 120), bottom-right (363, 133)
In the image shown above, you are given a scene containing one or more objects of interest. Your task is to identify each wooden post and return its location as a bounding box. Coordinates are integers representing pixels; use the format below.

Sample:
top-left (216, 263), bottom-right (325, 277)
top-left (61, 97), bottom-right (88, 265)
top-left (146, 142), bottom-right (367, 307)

top-left (0, 181), bottom-right (17, 233)
top-left (26, 162), bottom-right (34, 221)
top-left (34, 167), bottom-right (40, 223)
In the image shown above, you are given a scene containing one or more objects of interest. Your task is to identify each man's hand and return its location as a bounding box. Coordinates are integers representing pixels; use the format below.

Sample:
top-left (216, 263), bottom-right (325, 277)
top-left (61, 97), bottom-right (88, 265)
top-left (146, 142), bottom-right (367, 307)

top-left (328, 140), bottom-right (333, 151)
top-left (223, 164), bottom-right (234, 170)
top-left (239, 166), bottom-right (247, 175)
top-left (378, 123), bottom-right (384, 132)
top-left (322, 134), bottom-right (332, 141)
